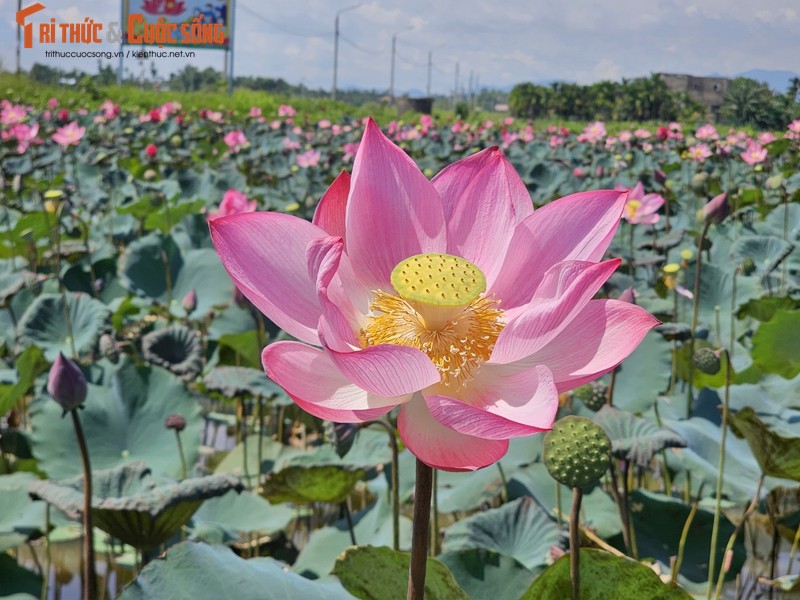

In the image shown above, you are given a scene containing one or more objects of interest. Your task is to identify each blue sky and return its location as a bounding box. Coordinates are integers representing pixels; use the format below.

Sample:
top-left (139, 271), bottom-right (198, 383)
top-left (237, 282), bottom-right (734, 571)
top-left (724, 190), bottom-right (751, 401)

top-left (1, 0), bottom-right (798, 94)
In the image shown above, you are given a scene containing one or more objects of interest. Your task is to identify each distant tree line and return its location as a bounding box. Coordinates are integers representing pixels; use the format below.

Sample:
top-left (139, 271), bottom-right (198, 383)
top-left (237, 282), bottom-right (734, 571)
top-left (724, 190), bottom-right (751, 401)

top-left (509, 75), bottom-right (701, 122)
top-left (721, 77), bottom-right (800, 129)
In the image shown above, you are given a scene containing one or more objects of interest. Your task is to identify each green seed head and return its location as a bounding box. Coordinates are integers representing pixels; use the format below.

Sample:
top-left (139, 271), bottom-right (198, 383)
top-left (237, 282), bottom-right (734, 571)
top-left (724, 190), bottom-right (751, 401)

top-left (693, 347), bottom-right (721, 375)
top-left (390, 253), bottom-right (486, 307)
top-left (544, 416), bottom-right (611, 488)
top-left (573, 380), bottom-right (608, 411)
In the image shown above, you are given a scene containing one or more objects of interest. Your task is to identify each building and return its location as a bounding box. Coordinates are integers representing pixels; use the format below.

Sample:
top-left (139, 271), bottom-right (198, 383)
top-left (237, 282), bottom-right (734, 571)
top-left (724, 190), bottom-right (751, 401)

top-left (658, 73), bottom-right (731, 120)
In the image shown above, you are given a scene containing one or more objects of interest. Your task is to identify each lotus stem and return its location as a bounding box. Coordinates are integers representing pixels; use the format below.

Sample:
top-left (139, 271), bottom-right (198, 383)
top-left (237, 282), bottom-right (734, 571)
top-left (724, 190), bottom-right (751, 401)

top-left (607, 463), bottom-right (633, 556)
top-left (431, 468), bottom-right (439, 556)
top-left (174, 430), bottom-right (187, 481)
top-left (713, 474), bottom-right (764, 600)
top-left (789, 519), bottom-right (800, 575)
top-left (342, 500), bottom-right (357, 546)
top-left (369, 418), bottom-right (400, 551)
top-left (407, 459), bottom-right (433, 600)
top-left (671, 501), bottom-right (698, 585)
top-left (41, 503), bottom-right (50, 600)
top-left (71, 409), bottom-right (97, 600)
top-left (555, 481), bottom-right (563, 526)
top-left (570, 487), bottom-right (583, 600)
top-left (688, 219), bottom-right (712, 418)
top-left (706, 349), bottom-right (731, 599)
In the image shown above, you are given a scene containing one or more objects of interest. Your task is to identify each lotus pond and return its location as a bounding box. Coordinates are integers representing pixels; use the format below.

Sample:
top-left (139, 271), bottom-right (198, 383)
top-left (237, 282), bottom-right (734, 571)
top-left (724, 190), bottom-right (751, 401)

top-left (1, 99), bottom-right (800, 600)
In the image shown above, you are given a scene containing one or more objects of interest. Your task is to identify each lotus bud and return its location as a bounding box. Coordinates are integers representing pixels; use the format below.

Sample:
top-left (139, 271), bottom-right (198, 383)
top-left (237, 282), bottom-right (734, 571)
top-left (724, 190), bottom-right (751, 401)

top-left (144, 144), bottom-right (158, 160)
top-left (690, 172), bottom-right (708, 193)
top-left (165, 413), bottom-right (186, 432)
top-left (741, 258), bottom-right (756, 276)
top-left (698, 193), bottom-right (728, 224)
top-left (182, 289), bottom-right (197, 314)
top-left (653, 168), bottom-right (667, 184)
top-left (618, 287), bottom-right (636, 304)
top-left (47, 353), bottom-right (87, 413)
top-left (98, 333), bottom-right (120, 364)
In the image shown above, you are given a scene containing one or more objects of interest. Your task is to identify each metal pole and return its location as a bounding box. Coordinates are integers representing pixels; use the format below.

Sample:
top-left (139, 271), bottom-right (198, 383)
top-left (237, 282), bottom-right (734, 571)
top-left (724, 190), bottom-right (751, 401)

top-left (227, 0), bottom-right (235, 96)
top-left (390, 33), bottom-right (396, 100)
top-left (16, 0), bottom-right (21, 75)
top-left (117, 0), bottom-right (124, 84)
top-left (426, 50), bottom-right (432, 97)
top-left (332, 14), bottom-right (340, 100)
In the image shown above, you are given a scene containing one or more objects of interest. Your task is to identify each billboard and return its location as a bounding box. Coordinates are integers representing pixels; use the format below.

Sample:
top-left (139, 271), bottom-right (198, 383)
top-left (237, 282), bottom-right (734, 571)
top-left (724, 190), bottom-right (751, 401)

top-left (122, 0), bottom-right (232, 48)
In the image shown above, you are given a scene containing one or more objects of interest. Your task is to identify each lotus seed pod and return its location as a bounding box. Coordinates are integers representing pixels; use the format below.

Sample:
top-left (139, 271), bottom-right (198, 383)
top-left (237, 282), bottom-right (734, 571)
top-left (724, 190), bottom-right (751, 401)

top-left (693, 347), bottom-right (721, 375)
top-left (573, 380), bottom-right (608, 411)
top-left (690, 172), bottom-right (708, 193)
top-left (543, 416), bottom-right (611, 488)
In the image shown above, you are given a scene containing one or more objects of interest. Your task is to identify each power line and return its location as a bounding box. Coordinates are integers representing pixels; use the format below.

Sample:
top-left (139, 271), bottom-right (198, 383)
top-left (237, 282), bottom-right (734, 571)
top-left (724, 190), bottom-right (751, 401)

top-left (339, 33), bottom-right (386, 55)
top-left (238, 3), bottom-right (330, 39)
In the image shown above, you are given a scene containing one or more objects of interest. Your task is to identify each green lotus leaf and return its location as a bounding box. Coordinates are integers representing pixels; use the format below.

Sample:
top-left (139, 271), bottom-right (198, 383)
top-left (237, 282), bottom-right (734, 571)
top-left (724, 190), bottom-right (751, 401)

top-left (29, 461), bottom-right (243, 550)
top-left (509, 463), bottom-right (622, 539)
top-left (16, 292), bottom-right (110, 360)
top-left (118, 541), bottom-right (355, 600)
top-left (728, 407), bottom-right (800, 481)
top-left (0, 345), bottom-right (48, 418)
top-left (188, 490), bottom-right (294, 545)
top-left (261, 464), bottom-right (365, 505)
top-left (0, 473), bottom-right (46, 552)
top-left (332, 545), bottom-right (469, 600)
top-left (630, 490), bottom-right (744, 583)
top-left (142, 324), bottom-right (203, 380)
top-left (438, 549), bottom-right (539, 600)
top-left (594, 406), bottom-right (686, 467)
top-left (30, 359), bottom-right (203, 479)
top-left (752, 309), bottom-right (800, 378)
top-left (520, 548), bottom-right (691, 599)
top-left (441, 496), bottom-right (564, 570)
top-left (612, 332), bottom-right (672, 413)
top-left (0, 554), bottom-right (41, 598)
top-left (293, 496), bottom-right (412, 579)
top-left (202, 366), bottom-right (285, 399)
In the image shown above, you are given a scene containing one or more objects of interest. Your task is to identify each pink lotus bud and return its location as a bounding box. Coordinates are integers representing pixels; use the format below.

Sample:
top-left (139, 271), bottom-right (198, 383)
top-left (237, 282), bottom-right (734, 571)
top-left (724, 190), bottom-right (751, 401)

top-left (618, 287), bottom-right (636, 304)
top-left (699, 193), bottom-right (728, 224)
top-left (145, 144), bottom-right (158, 160)
top-left (653, 168), bottom-right (666, 184)
top-left (165, 413), bottom-right (186, 432)
top-left (182, 289), bottom-right (197, 314)
top-left (47, 353), bottom-right (87, 413)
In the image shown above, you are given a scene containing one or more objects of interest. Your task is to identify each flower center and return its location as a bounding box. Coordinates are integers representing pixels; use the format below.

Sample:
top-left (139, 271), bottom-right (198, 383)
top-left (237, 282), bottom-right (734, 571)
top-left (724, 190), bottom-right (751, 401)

top-left (625, 199), bottom-right (641, 219)
top-left (361, 253), bottom-right (504, 388)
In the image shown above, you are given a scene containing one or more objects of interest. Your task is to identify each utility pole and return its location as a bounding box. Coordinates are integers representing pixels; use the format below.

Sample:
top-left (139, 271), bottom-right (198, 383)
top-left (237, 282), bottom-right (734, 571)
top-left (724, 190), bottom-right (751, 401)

top-left (16, 0), bottom-right (21, 75)
top-left (452, 61), bottom-right (460, 109)
top-left (332, 3), bottom-right (360, 101)
top-left (427, 50), bottom-right (432, 97)
top-left (389, 25), bottom-right (413, 101)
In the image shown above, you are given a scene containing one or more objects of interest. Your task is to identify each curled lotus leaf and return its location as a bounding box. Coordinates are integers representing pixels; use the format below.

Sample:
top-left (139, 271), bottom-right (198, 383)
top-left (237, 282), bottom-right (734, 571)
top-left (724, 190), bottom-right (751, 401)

top-left (29, 461), bottom-right (243, 550)
top-left (594, 406), bottom-right (686, 468)
top-left (202, 366), bottom-right (285, 399)
top-left (142, 325), bottom-right (203, 380)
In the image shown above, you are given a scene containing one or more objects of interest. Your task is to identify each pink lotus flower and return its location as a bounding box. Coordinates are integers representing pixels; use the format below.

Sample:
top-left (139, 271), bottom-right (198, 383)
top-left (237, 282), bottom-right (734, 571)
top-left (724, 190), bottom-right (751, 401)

top-left (342, 141), bottom-right (360, 162)
top-left (688, 143), bottom-right (712, 162)
top-left (296, 149), bottom-right (321, 168)
top-left (740, 141), bottom-right (767, 165)
top-left (578, 121), bottom-right (607, 144)
top-left (695, 124), bottom-right (718, 141)
top-left (278, 104), bottom-right (296, 117)
top-left (789, 120), bottom-right (800, 135)
top-left (5, 122), bottom-right (39, 153)
top-left (223, 130), bottom-right (247, 153)
top-left (209, 119), bottom-right (658, 471)
top-left (758, 132), bottom-right (776, 145)
top-left (249, 106), bottom-right (262, 118)
top-left (1, 104), bottom-right (27, 126)
top-left (145, 143), bottom-right (158, 160)
top-left (52, 121), bottom-right (85, 147)
top-left (282, 137), bottom-right (301, 151)
top-left (99, 99), bottom-right (119, 120)
top-left (616, 182), bottom-right (664, 225)
top-left (208, 189), bottom-right (256, 221)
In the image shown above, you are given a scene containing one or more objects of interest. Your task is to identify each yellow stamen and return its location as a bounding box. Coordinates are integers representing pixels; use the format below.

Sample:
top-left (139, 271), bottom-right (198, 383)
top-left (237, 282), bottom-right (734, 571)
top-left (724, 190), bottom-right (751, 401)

top-left (362, 253), bottom-right (504, 387)
top-left (625, 199), bottom-right (641, 219)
